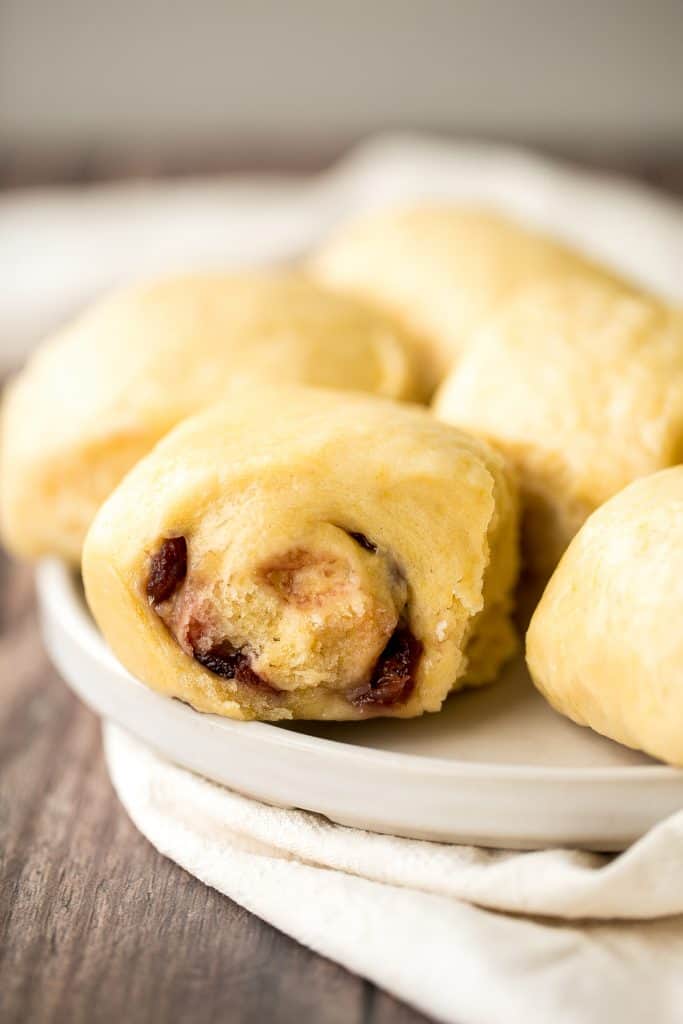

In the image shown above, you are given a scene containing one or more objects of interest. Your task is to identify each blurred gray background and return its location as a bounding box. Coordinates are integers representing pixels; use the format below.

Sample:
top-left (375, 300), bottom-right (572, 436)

top-left (1, 0), bottom-right (682, 183)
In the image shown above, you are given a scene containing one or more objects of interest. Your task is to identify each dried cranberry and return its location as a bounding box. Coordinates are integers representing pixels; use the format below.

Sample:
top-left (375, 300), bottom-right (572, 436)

top-left (146, 537), bottom-right (187, 605)
top-left (192, 639), bottom-right (278, 692)
top-left (350, 625), bottom-right (422, 707)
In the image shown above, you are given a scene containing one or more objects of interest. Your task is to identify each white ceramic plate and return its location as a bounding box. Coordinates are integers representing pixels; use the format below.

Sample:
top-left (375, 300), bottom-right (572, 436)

top-left (37, 559), bottom-right (683, 851)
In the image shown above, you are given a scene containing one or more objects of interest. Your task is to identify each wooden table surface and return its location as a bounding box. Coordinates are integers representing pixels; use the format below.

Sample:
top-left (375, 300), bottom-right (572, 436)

top-left (1, 151), bottom-right (682, 1024)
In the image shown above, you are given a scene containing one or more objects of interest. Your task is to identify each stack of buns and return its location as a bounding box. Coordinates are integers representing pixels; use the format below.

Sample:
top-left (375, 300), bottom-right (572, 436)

top-left (3, 204), bottom-right (683, 764)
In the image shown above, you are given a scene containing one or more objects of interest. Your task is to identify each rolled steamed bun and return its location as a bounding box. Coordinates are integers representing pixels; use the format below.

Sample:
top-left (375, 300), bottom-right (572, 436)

top-left (311, 205), bottom-right (626, 381)
top-left (435, 275), bottom-right (683, 574)
top-left (527, 468), bottom-right (683, 766)
top-left (1, 272), bottom-right (425, 562)
top-left (83, 387), bottom-right (519, 722)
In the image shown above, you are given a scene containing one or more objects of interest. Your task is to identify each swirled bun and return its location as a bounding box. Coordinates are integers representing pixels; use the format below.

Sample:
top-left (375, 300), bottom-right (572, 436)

top-left (0, 272), bottom-right (426, 562)
top-left (310, 205), bottom-right (625, 380)
top-left (434, 275), bottom-right (683, 575)
top-left (527, 468), bottom-right (683, 766)
top-left (83, 387), bottom-right (519, 722)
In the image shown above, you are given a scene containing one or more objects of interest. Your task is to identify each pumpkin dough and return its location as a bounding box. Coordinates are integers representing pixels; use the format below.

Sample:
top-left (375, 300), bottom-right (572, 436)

top-left (83, 387), bottom-right (519, 722)
top-left (434, 275), bottom-right (683, 574)
top-left (527, 467), bottom-right (683, 766)
top-left (310, 204), bottom-right (627, 382)
top-left (1, 272), bottom-right (426, 562)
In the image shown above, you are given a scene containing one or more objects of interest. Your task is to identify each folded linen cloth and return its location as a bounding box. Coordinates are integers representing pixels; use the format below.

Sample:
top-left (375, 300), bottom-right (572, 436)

top-left (105, 725), bottom-right (683, 1024)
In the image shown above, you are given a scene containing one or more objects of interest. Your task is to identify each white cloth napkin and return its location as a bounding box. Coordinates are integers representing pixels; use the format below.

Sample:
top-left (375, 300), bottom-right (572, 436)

top-left (105, 725), bottom-right (683, 1024)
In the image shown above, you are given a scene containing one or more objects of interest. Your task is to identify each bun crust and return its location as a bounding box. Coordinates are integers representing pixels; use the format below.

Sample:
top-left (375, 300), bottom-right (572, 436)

top-left (527, 467), bottom-right (683, 766)
top-left (1, 272), bottom-right (425, 561)
top-left (83, 387), bottom-right (519, 722)
top-left (435, 275), bottom-right (683, 574)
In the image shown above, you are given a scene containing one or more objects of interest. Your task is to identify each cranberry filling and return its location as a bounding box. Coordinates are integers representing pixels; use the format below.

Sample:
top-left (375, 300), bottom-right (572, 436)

top-left (146, 534), bottom-right (414, 705)
top-left (146, 537), bottom-right (187, 605)
top-left (350, 625), bottom-right (422, 707)
top-left (191, 639), bottom-right (279, 693)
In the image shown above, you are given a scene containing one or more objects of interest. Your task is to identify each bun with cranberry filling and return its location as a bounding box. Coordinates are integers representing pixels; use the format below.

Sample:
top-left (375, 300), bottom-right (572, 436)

top-left (83, 386), bottom-right (519, 721)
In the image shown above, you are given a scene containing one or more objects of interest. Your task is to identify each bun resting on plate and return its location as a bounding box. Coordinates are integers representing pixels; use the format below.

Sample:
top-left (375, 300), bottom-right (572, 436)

top-left (434, 275), bottom-right (683, 575)
top-left (0, 271), bottom-right (426, 563)
top-left (82, 387), bottom-right (519, 722)
top-left (310, 204), bottom-right (628, 382)
top-left (527, 468), bottom-right (683, 766)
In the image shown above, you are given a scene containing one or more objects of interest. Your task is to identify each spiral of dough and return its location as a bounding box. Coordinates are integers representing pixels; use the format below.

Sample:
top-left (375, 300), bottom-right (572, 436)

top-left (83, 387), bottom-right (519, 722)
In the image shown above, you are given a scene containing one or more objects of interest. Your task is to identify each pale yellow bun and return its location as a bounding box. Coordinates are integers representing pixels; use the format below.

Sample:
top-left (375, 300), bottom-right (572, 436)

top-left (527, 467), bottom-right (683, 766)
top-left (0, 272), bottom-right (426, 562)
top-left (83, 386), bottom-right (519, 722)
top-left (434, 275), bottom-right (683, 575)
top-left (310, 204), bottom-right (627, 381)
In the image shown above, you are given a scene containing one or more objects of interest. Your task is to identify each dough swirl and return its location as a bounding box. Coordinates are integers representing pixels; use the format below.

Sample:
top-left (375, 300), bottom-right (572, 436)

top-left (83, 387), bottom-right (519, 721)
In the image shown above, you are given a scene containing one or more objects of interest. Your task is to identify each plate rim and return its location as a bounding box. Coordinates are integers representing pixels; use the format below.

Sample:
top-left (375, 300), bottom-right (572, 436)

top-left (37, 558), bottom-right (682, 784)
